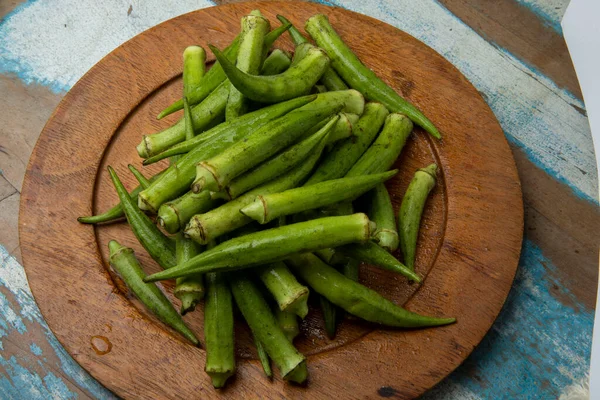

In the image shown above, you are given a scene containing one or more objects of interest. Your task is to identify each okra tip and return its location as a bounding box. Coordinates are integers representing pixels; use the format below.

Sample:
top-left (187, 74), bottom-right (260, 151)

top-left (108, 239), bottom-right (123, 255)
top-left (210, 190), bottom-right (231, 201)
top-left (194, 163), bottom-right (221, 192)
top-left (157, 205), bottom-right (180, 235)
top-left (208, 371), bottom-right (234, 389)
top-left (285, 360), bottom-right (308, 384)
top-left (183, 45), bottom-right (206, 59)
top-left (239, 196), bottom-right (267, 224)
top-left (419, 163), bottom-right (438, 179)
top-left (136, 139), bottom-right (150, 159)
top-left (207, 44), bottom-right (222, 59)
top-left (178, 293), bottom-right (200, 315)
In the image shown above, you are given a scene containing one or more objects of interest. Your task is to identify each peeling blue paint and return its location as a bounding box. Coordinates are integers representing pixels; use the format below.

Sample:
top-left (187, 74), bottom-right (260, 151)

top-left (0, 0), bottom-right (596, 203)
top-left (318, 0), bottom-right (597, 205)
top-left (30, 343), bottom-right (42, 356)
top-left (0, 0), bottom-right (596, 398)
top-left (425, 240), bottom-right (593, 398)
top-left (0, 245), bottom-right (116, 399)
top-left (43, 373), bottom-right (77, 400)
top-left (514, 0), bottom-right (566, 33)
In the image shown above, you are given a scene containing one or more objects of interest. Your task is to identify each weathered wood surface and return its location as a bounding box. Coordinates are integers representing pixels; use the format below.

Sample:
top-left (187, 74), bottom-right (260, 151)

top-left (19, 2), bottom-right (523, 398)
top-left (1, 0), bottom-right (597, 398)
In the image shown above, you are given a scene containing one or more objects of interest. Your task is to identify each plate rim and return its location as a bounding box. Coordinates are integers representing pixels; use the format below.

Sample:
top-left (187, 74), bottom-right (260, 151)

top-left (19, 2), bottom-right (524, 398)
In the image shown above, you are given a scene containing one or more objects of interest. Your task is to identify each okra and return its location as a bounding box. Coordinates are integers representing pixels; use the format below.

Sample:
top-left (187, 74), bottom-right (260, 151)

top-left (108, 241), bottom-right (198, 346)
top-left (145, 214), bottom-right (375, 281)
top-left (184, 145), bottom-right (324, 245)
top-left (287, 253), bottom-right (453, 327)
top-left (241, 170), bottom-right (397, 224)
top-left (193, 90), bottom-right (364, 192)
top-left (399, 164), bottom-right (438, 270)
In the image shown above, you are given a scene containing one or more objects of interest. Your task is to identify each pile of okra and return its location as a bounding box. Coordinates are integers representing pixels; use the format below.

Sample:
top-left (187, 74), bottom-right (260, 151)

top-left (79, 12), bottom-right (455, 387)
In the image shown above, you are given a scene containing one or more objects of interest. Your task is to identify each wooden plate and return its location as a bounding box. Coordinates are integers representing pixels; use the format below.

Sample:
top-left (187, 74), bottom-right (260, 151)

top-left (19, 2), bottom-right (523, 398)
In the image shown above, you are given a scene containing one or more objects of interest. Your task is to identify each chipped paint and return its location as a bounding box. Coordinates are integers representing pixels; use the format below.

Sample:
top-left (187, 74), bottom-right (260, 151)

top-left (0, 0), bottom-right (596, 398)
top-left (0, 0), bottom-right (596, 203)
top-left (0, 245), bottom-right (115, 399)
top-left (324, 0), bottom-right (597, 204)
top-left (429, 240), bottom-right (593, 398)
top-left (0, 0), bottom-right (215, 93)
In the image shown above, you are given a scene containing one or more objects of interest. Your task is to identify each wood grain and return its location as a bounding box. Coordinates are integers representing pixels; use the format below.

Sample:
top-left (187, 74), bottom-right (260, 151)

top-left (19, 2), bottom-right (523, 398)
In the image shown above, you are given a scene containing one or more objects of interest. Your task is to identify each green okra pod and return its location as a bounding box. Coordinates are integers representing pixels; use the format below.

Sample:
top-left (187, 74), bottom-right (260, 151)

top-left (143, 89), bottom-right (315, 166)
top-left (210, 42), bottom-right (330, 103)
top-left (137, 81), bottom-right (229, 158)
top-left (127, 164), bottom-right (151, 189)
top-left (174, 234), bottom-right (204, 315)
top-left (193, 90), bottom-right (364, 192)
top-left (184, 145), bottom-right (324, 245)
top-left (276, 15), bottom-right (308, 45)
top-left (328, 112), bottom-right (357, 144)
top-left (204, 271), bottom-right (235, 388)
top-left (314, 84), bottom-right (327, 93)
top-left (346, 113), bottom-right (413, 176)
top-left (230, 274), bottom-right (307, 383)
top-left (137, 95), bottom-right (317, 212)
top-left (257, 262), bottom-right (309, 318)
top-left (287, 253), bottom-right (453, 327)
top-left (157, 190), bottom-right (220, 234)
top-left (220, 115), bottom-right (336, 200)
top-left (146, 214), bottom-right (375, 281)
top-left (260, 49), bottom-right (292, 76)
top-left (399, 163), bottom-right (438, 270)
top-left (304, 102), bottom-right (389, 185)
top-left (314, 248), bottom-right (337, 264)
top-left (226, 14), bottom-right (270, 120)
top-left (302, 112), bottom-right (357, 148)
top-left (192, 103), bottom-right (334, 193)
top-left (305, 14), bottom-right (441, 139)
top-left (183, 46), bottom-right (206, 99)
top-left (320, 295), bottom-right (338, 339)
top-left (342, 258), bottom-right (360, 282)
top-left (337, 241), bottom-right (420, 282)
top-left (275, 308), bottom-right (300, 342)
top-left (320, 68), bottom-right (348, 91)
top-left (277, 14), bottom-right (348, 92)
top-left (241, 170), bottom-right (397, 224)
top-left (367, 184), bottom-right (399, 252)
top-left (182, 97), bottom-right (195, 141)
top-left (346, 113), bottom-right (413, 251)
top-left (78, 169), bottom-right (165, 224)
top-left (254, 335), bottom-right (272, 378)
top-left (158, 25), bottom-right (292, 119)
top-left (108, 240), bottom-right (198, 346)
top-left (158, 36), bottom-right (240, 120)
top-left (107, 167), bottom-right (176, 269)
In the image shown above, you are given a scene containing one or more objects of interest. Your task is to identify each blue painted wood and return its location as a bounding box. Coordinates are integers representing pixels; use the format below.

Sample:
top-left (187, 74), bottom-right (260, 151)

top-left (0, 0), bottom-right (595, 398)
top-left (0, 245), bottom-right (115, 399)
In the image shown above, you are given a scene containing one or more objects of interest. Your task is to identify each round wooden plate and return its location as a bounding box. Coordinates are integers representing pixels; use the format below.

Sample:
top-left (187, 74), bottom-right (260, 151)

top-left (19, 2), bottom-right (523, 399)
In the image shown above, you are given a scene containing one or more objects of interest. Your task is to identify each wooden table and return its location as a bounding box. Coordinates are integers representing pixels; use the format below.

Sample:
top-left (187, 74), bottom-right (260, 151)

top-left (0, 0), bottom-right (597, 398)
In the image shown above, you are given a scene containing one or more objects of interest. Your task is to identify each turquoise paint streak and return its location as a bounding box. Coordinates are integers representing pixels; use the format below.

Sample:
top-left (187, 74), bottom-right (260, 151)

top-left (310, 0), bottom-right (598, 205)
top-left (514, 0), bottom-right (567, 33)
top-left (425, 239), bottom-right (593, 398)
top-left (0, 246), bottom-right (115, 399)
top-left (30, 343), bottom-right (43, 356)
top-left (0, 0), bottom-right (67, 93)
top-left (1, 0), bottom-right (596, 202)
